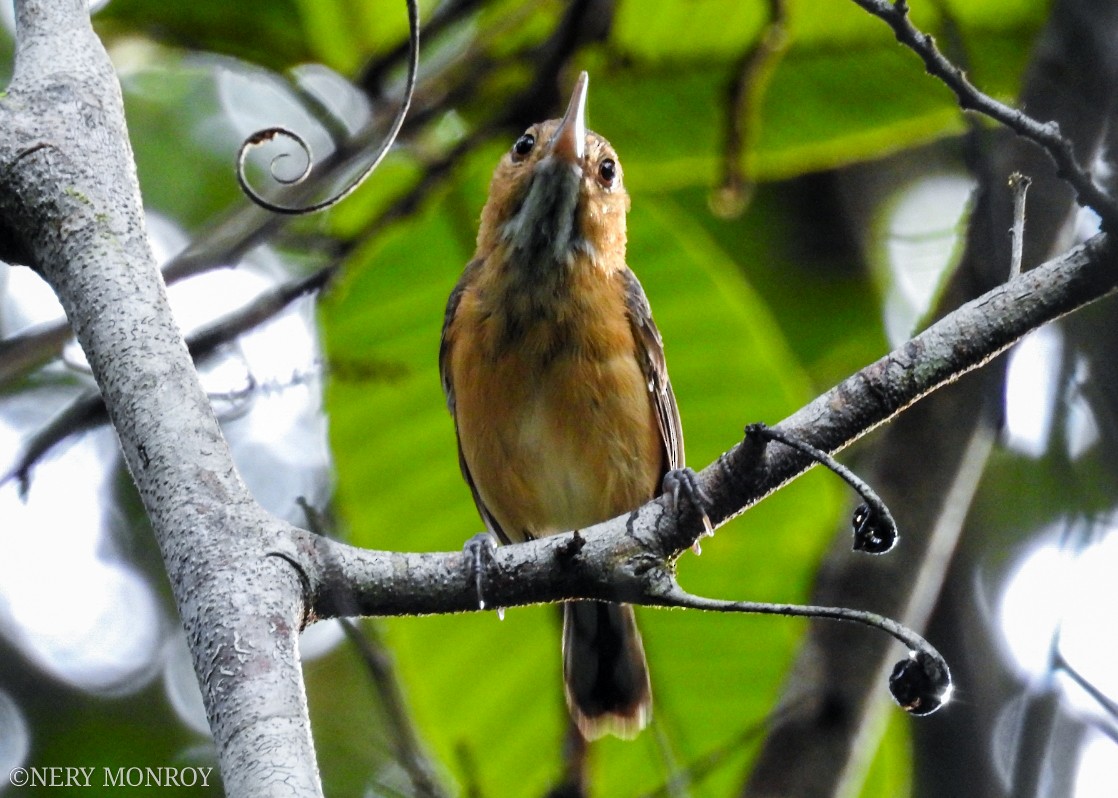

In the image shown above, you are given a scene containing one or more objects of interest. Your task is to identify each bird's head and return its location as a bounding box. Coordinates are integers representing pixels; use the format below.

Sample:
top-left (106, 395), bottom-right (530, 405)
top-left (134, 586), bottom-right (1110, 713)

top-left (477, 71), bottom-right (630, 273)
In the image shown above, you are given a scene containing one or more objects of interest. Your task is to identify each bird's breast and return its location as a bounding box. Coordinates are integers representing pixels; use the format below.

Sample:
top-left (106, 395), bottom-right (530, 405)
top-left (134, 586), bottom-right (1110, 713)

top-left (449, 265), bottom-right (662, 541)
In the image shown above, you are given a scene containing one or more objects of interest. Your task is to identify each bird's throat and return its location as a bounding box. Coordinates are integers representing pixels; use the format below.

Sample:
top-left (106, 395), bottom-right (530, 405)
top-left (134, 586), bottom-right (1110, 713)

top-left (501, 157), bottom-right (587, 275)
top-left (488, 158), bottom-right (615, 355)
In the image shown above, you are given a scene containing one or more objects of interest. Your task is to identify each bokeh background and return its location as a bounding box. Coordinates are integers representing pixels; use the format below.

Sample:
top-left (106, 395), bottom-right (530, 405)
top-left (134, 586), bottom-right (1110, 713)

top-left (2, 0), bottom-right (1117, 796)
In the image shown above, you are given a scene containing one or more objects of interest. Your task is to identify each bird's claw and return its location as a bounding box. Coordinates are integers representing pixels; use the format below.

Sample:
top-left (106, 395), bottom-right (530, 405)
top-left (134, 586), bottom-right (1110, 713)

top-left (463, 531), bottom-right (500, 610)
top-left (661, 467), bottom-right (713, 554)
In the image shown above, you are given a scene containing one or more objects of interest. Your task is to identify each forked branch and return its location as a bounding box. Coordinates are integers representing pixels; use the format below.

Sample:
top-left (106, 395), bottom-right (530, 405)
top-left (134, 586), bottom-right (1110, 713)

top-left (851, 0), bottom-right (1118, 230)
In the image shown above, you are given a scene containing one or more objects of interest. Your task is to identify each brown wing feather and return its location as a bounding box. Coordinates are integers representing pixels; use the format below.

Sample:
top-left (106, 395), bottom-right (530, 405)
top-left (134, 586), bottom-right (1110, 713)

top-left (619, 267), bottom-right (684, 473)
top-left (439, 259), bottom-right (481, 415)
top-left (440, 259), bottom-right (513, 544)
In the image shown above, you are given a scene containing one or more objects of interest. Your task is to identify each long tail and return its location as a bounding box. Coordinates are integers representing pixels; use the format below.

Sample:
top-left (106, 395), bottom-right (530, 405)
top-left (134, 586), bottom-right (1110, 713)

top-left (562, 601), bottom-right (652, 740)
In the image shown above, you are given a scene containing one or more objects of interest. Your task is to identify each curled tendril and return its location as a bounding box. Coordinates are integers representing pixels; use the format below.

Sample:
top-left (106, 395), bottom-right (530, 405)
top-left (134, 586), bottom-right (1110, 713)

top-left (235, 0), bottom-right (420, 215)
top-left (746, 423), bottom-right (899, 554)
top-left (659, 584), bottom-right (952, 716)
top-left (240, 127), bottom-right (314, 189)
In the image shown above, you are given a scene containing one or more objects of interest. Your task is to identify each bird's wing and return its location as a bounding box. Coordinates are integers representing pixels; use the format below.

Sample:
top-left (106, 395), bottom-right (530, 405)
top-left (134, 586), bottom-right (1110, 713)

top-left (438, 259), bottom-right (480, 415)
top-left (439, 259), bottom-right (514, 544)
top-left (620, 267), bottom-right (684, 472)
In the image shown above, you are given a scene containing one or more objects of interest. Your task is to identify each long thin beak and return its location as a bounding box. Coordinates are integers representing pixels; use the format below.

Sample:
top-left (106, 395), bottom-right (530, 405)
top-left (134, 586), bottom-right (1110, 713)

top-left (550, 71), bottom-right (588, 165)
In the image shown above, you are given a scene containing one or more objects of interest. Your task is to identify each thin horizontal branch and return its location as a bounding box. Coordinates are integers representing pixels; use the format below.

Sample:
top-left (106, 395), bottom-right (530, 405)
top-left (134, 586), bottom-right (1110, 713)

top-left (301, 230), bottom-right (1117, 623)
top-left (1, 264), bottom-right (334, 490)
top-left (704, 232), bottom-right (1116, 534)
top-left (281, 227), bottom-right (1115, 742)
top-left (298, 519), bottom-right (946, 709)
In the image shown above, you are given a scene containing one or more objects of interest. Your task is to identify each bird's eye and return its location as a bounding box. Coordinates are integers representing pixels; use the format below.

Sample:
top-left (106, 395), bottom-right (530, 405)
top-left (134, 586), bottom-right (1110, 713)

top-left (512, 133), bottom-right (536, 160)
top-left (598, 158), bottom-right (618, 186)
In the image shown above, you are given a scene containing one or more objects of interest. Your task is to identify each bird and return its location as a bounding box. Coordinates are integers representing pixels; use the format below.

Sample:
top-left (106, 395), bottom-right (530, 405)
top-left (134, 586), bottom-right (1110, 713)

top-left (439, 70), bottom-right (690, 740)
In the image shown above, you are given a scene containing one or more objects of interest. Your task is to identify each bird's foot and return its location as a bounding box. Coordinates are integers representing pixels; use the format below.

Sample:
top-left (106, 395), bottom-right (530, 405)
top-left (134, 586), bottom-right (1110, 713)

top-left (661, 468), bottom-right (713, 554)
top-left (463, 531), bottom-right (501, 611)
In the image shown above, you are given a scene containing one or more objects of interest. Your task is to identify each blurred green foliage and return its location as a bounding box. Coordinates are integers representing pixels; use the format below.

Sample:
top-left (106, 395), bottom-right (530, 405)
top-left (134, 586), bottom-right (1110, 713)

top-left (3, 0), bottom-right (1051, 795)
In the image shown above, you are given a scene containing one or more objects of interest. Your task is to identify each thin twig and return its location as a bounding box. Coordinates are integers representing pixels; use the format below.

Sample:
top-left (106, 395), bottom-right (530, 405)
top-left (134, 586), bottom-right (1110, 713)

top-left (186, 264), bottom-right (336, 354)
top-left (542, 721), bottom-right (588, 798)
top-left (1, 264), bottom-right (335, 491)
top-left (638, 706), bottom-right (791, 798)
top-left (454, 742), bottom-right (484, 798)
top-left (357, 0), bottom-right (485, 96)
top-left (2, 386), bottom-right (105, 498)
top-left (339, 619), bottom-right (449, 798)
top-left (652, 582), bottom-right (951, 715)
top-left (712, 0), bottom-right (788, 218)
top-left (297, 499), bottom-right (448, 798)
top-left (851, 0), bottom-right (1118, 231)
top-left (1008, 172), bottom-right (1032, 279)
top-left (1055, 649), bottom-right (1118, 720)
top-left (746, 423), bottom-right (899, 554)
top-left (346, 129), bottom-right (492, 244)
top-left (0, 316), bottom-right (72, 387)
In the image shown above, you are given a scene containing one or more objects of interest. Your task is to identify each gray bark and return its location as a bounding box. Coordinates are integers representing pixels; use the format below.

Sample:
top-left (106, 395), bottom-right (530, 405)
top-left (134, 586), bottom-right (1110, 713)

top-left (0, 1), bottom-right (321, 795)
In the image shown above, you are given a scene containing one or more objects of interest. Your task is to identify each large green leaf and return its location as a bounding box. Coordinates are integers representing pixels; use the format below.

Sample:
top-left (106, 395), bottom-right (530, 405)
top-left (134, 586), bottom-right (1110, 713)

top-left (592, 28), bottom-right (1034, 193)
top-left (602, 0), bottom-right (1041, 189)
top-left (613, 0), bottom-right (1046, 56)
top-left (97, 0), bottom-right (310, 71)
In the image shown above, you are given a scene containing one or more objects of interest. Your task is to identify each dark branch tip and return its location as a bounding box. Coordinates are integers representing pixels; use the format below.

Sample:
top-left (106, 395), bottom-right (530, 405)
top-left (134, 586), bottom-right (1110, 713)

top-left (0, 466), bottom-right (30, 500)
top-left (744, 421), bottom-right (768, 439)
top-left (247, 129), bottom-right (282, 146)
top-left (851, 502), bottom-right (898, 554)
top-left (889, 650), bottom-right (952, 715)
top-left (556, 530), bottom-right (587, 561)
top-left (742, 422), bottom-right (774, 458)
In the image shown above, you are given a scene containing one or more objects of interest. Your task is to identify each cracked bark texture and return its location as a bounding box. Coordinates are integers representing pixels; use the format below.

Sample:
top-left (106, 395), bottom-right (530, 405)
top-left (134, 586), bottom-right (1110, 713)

top-left (0, 1), bottom-right (321, 795)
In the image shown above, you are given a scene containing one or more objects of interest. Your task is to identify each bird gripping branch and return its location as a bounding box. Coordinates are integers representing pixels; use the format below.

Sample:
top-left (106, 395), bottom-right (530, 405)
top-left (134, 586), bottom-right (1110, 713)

top-left (440, 71), bottom-right (695, 739)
